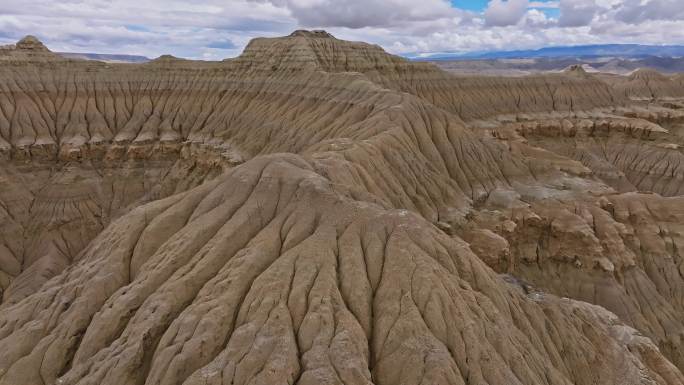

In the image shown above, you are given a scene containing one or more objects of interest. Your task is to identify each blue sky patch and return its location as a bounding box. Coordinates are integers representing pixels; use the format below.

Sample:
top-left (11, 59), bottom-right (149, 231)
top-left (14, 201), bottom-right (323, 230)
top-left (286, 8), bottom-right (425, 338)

top-left (206, 40), bottom-right (237, 49)
top-left (451, 0), bottom-right (489, 12)
top-left (451, 0), bottom-right (560, 17)
top-left (125, 24), bottom-right (151, 32)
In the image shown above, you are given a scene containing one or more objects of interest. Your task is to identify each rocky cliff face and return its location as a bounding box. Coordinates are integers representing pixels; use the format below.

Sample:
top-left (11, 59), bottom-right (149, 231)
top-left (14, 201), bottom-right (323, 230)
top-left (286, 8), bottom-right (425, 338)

top-left (1, 31), bottom-right (684, 385)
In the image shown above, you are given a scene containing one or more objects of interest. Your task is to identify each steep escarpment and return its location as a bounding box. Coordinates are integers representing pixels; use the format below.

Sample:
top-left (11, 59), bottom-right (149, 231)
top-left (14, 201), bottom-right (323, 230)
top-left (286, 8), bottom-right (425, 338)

top-left (239, 31), bottom-right (625, 120)
top-left (488, 108), bottom-right (684, 196)
top-left (462, 190), bottom-right (684, 370)
top-left (2, 31), bottom-right (684, 385)
top-left (0, 155), bottom-right (222, 304)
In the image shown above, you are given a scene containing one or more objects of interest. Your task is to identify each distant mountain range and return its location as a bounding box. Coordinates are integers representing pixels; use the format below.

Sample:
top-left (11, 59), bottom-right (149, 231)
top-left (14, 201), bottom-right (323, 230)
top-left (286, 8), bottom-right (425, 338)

top-left (48, 44), bottom-right (684, 66)
top-left (411, 44), bottom-right (684, 76)
top-left (414, 44), bottom-right (684, 61)
top-left (57, 52), bottom-right (150, 63)
top-left (430, 55), bottom-right (684, 76)
top-left (48, 44), bottom-right (684, 72)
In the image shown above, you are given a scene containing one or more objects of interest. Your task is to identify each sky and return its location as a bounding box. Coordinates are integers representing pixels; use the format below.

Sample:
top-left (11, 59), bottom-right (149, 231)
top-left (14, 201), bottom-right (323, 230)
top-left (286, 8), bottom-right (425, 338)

top-left (0, 0), bottom-right (683, 60)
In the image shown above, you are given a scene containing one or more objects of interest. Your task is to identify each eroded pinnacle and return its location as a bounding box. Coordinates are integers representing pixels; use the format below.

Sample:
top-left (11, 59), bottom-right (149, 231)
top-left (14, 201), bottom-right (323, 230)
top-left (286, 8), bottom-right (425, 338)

top-left (15, 35), bottom-right (50, 51)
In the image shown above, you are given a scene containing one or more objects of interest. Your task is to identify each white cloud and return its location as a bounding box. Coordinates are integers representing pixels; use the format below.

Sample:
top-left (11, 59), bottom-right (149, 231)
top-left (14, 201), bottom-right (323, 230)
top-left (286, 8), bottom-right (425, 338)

top-left (485, 0), bottom-right (530, 26)
top-left (529, 1), bottom-right (559, 8)
top-left (262, 0), bottom-right (458, 28)
top-left (1, 0), bottom-right (684, 59)
top-left (559, 0), bottom-right (599, 27)
top-left (0, 0), bottom-right (294, 58)
top-left (613, 0), bottom-right (684, 24)
top-left (524, 9), bottom-right (553, 27)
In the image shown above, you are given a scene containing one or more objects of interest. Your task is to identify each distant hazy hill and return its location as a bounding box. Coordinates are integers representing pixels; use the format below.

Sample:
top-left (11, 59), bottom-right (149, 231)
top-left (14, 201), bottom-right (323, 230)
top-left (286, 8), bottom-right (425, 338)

top-left (431, 55), bottom-right (684, 76)
top-left (417, 44), bottom-right (684, 60)
top-left (57, 52), bottom-right (150, 63)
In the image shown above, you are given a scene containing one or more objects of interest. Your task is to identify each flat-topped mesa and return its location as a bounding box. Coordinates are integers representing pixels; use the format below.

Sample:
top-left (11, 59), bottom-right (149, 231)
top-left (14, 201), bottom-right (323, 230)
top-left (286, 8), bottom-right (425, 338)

top-left (147, 54), bottom-right (188, 66)
top-left (153, 54), bottom-right (179, 60)
top-left (288, 29), bottom-right (335, 38)
top-left (0, 35), bottom-right (63, 62)
top-left (236, 29), bottom-right (410, 72)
